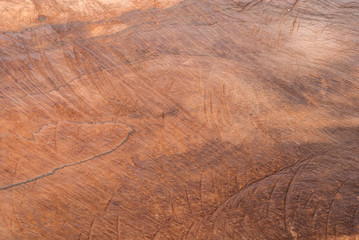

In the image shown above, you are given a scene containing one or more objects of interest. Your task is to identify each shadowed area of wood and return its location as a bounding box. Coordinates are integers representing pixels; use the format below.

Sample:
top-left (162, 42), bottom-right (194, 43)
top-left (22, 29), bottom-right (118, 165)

top-left (0, 0), bottom-right (358, 239)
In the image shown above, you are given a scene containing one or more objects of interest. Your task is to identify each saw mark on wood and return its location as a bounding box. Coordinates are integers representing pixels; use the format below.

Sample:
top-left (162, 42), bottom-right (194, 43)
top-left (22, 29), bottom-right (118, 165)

top-left (0, 124), bottom-right (136, 191)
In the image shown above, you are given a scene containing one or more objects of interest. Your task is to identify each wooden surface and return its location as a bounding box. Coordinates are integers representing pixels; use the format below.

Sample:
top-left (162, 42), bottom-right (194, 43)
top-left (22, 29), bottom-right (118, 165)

top-left (0, 0), bottom-right (359, 239)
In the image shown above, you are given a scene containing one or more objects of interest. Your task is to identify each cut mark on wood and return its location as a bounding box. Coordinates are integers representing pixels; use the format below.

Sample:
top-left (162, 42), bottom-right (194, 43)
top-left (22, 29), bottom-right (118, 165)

top-left (0, 124), bottom-right (136, 191)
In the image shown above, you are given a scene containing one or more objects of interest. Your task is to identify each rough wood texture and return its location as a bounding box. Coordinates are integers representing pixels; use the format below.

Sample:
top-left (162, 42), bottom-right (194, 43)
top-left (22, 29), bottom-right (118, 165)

top-left (0, 0), bottom-right (358, 239)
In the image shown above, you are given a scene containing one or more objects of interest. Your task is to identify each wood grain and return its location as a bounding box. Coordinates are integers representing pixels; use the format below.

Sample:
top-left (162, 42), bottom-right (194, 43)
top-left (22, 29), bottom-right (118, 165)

top-left (0, 0), bottom-right (358, 239)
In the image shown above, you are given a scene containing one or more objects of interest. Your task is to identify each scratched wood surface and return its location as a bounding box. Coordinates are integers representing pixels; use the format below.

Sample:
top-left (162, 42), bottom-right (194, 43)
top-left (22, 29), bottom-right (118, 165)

top-left (0, 0), bottom-right (359, 239)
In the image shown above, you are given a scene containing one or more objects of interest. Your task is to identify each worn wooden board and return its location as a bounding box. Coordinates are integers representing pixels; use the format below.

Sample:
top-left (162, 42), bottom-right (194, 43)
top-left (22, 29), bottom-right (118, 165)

top-left (0, 0), bottom-right (358, 239)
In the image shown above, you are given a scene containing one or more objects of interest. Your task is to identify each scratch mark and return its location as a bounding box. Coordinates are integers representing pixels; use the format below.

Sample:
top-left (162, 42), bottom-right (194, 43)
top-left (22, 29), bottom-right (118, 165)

top-left (168, 79), bottom-right (174, 91)
top-left (283, 151), bottom-right (329, 232)
top-left (277, 28), bottom-right (282, 49)
top-left (266, 177), bottom-right (280, 217)
top-left (203, 151), bottom-right (330, 227)
top-left (325, 178), bottom-right (349, 239)
top-left (303, 192), bottom-right (314, 209)
top-left (54, 121), bottom-right (59, 152)
top-left (291, 14), bottom-right (298, 36)
top-left (199, 171), bottom-right (205, 216)
top-left (283, 164), bottom-right (302, 232)
top-left (88, 216), bottom-right (96, 240)
top-left (185, 185), bottom-right (193, 214)
top-left (184, 222), bottom-right (195, 240)
top-left (241, 0), bottom-right (263, 11)
top-left (117, 215), bottom-right (121, 240)
top-left (288, 0), bottom-right (300, 14)
top-left (104, 193), bottom-right (116, 214)
top-left (351, 205), bottom-right (359, 236)
top-left (0, 124), bottom-right (135, 191)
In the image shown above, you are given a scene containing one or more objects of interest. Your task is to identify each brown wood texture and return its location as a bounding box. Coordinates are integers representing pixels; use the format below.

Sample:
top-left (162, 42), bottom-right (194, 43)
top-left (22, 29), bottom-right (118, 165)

top-left (0, 0), bottom-right (359, 239)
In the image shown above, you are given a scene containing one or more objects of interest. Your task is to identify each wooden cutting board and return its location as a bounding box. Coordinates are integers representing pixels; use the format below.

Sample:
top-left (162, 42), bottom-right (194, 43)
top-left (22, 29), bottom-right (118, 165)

top-left (0, 0), bottom-right (358, 239)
